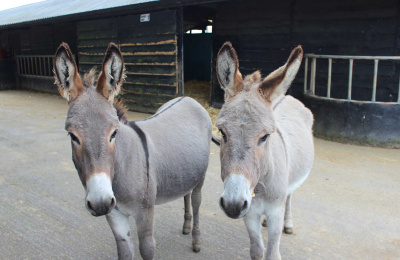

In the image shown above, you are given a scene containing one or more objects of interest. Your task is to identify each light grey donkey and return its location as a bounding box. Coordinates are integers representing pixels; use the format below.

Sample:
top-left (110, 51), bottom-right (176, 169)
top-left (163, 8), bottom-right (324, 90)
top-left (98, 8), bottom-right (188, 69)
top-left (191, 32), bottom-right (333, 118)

top-left (53, 42), bottom-right (212, 259)
top-left (213, 42), bottom-right (314, 260)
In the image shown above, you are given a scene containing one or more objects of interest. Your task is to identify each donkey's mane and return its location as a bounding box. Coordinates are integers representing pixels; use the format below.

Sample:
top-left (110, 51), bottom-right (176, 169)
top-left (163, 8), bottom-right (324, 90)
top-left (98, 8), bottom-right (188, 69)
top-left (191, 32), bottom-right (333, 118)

top-left (243, 70), bottom-right (262, 91)
top-left (113, 99), bottom-right (128, 124)
top-left (82, 67), bottom-right (128, 124)
top-left (83, 67), bottom-right (97, 88)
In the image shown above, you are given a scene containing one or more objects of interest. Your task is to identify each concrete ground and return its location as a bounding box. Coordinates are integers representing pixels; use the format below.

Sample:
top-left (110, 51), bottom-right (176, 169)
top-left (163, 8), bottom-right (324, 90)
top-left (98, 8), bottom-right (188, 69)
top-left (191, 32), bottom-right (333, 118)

top-left (0, 90), bottom-right (399, 260)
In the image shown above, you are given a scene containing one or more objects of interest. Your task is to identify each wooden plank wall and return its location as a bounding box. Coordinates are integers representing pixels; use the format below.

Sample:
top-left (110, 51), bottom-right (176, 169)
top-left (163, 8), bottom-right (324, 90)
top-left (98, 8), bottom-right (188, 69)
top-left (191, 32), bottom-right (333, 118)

top-left (211, 0), bottom-right (292, 106)
top-left (211, 0), bottom-right (399, 104)
top-left (7, 22), bottom-right (77, 93)
top-left (77, 10), bottom-right (178, 113)
top-left (0, 23), bottom-right (77, 55)
top-left (53, 22), bottom-right (77, 54)
top-left (19, 30), bottom-right (31, 55)
top-left (295, 0), bottom-right (398, 102)
top-left (77, 18), bottom-right (118, 73)
top-left (119, 10), bottom-right (178, 113)
top-left (30, 25), bottom-right (53, 55)
top-left (0, 60), bottom-right (15, 90)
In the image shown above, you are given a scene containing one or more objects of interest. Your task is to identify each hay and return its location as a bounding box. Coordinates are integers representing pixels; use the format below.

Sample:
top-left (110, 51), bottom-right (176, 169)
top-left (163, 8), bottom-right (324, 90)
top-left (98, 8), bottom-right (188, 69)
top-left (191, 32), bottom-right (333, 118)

top-left (184, 80), bottom-right (221, 135)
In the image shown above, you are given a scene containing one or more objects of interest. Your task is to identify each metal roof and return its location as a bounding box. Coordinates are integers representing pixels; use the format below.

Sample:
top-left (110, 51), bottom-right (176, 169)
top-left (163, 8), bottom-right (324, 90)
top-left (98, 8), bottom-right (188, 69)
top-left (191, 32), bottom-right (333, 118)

top-left (0, 0), bottom-right (158, 27)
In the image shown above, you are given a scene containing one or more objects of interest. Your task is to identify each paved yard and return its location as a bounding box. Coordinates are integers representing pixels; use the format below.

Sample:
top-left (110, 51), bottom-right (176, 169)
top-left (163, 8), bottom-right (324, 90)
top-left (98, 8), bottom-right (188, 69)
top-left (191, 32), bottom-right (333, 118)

top-left (0, 90), bottom-right (399, 260)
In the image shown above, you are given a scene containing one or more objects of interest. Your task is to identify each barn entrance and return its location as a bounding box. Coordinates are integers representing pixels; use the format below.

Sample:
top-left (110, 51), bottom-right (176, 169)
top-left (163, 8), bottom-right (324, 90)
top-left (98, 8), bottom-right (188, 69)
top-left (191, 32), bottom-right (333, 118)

top-left (183, 6), bottom-right (214, 106)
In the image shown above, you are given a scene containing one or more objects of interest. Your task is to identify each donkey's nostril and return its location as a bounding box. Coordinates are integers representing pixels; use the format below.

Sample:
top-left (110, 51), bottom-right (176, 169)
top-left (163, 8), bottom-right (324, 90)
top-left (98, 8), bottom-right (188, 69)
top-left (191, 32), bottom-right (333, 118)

top-left (110, 197), bottom-right (116, 208)
top-left (219, 197), bottom-right (225, 209)
top-left (242, 200), bottom-right (248, 211)
top-left (87, 200), bottom-right (94, 211)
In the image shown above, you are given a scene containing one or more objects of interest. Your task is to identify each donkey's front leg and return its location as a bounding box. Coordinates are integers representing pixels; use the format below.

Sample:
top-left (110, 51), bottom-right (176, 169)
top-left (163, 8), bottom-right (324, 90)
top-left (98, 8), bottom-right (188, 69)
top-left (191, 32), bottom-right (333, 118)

top-left (264, 203), bottom-right (285, 260)
top-left (106, 209), bottom-right (134, 260)
top-left (244, 199), bottom-right (265, 260)
top-left (133, 206), bottom-right (156, 260)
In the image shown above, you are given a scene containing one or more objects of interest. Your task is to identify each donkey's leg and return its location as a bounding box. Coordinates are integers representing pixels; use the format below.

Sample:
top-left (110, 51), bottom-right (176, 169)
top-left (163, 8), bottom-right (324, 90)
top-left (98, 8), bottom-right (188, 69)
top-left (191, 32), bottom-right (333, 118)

top-left (106, 209), bottom-right (134, 260)
top-left (191, 177), bottom-right (205, 253)
top-left (264, 203), bottom-right (285, 260)
top-left (133, 206), bottom-right (156, 260)
top-left (182, 192), bottom-right (192, 235)
top-left (244, 200), bottom-right (265, 260)
top-left (283, 194), bottom-right (293, 234)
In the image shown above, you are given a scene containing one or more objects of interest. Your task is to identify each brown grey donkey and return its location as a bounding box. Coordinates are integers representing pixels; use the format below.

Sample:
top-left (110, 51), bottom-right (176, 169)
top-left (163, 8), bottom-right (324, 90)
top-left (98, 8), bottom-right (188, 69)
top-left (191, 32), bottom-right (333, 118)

top-left (213, 42), bottom-right (314, 260)
top-left (53, 43), bottom-right (212, 259)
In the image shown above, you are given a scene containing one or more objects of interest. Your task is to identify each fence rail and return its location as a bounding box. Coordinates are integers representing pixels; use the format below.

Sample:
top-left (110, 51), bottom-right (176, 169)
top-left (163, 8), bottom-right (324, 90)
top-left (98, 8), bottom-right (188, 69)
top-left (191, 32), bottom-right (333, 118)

top-left (16, 55), bottom-right (55, 79)
top-left (304, 54), bottom-right (400, 103)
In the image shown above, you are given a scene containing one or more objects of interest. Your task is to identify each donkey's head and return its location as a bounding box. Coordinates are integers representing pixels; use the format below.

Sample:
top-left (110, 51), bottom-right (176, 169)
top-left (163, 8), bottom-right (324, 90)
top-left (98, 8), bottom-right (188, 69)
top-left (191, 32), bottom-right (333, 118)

top-left (215, 42), bottom-right (303, 219)
top-left (54, 42), bottom-right (125, 216)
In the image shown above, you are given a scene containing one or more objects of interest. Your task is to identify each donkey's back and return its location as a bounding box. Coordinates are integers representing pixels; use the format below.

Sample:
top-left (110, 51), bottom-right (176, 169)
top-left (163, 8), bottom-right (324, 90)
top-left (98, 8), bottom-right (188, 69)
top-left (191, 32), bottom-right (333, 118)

top-left (274, 95), bottom-right (314, 195)
top-left (137, 96), bottom-right (212, 204)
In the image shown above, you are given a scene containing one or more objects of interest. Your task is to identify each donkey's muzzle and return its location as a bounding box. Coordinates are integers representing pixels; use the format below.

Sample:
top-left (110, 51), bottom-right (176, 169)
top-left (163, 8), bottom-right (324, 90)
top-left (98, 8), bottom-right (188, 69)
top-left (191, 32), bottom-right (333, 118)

top-left (219, 197), bottom-right (249, 219)
top-left (86, 196), bottom-right (116, 216)
top-left (219, 173), bottom-right (252, 219)
top-left (85, 172), bottom-right (116, 216)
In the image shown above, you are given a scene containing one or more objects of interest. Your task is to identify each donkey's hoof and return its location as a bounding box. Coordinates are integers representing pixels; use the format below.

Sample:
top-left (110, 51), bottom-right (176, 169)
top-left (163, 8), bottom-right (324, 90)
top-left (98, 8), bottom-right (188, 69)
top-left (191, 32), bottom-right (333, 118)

top-left (182, 228), bottom-right (190, 235)
top-left (284, 227), bottom-right (293, 234)
top-left (192, 245), bottom-right (201, 253)
top-left (262, 219), bottom-right (267, 227)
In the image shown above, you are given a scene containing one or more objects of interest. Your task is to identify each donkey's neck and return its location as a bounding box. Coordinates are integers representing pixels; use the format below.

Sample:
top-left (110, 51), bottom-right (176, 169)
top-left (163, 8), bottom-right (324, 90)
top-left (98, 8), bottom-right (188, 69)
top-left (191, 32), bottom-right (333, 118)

top-left (112, 122), bottom-right (150, 204)
top-left (257, 130), bottom-right (289, 194)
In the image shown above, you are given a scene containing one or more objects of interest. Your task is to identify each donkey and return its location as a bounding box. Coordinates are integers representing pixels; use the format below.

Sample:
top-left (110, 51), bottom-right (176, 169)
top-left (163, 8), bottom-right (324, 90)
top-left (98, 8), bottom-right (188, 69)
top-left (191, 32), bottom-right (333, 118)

top-left (213, 42), bottom-right (314, 260)
top-left (53, 42), bottom-right (212, 260)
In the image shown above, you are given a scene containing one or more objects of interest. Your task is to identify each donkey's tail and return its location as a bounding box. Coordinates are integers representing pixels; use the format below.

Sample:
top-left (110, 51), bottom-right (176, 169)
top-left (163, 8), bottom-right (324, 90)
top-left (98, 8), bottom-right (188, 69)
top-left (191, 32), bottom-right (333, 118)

top-left (212, 133), bottom-right (221, 146)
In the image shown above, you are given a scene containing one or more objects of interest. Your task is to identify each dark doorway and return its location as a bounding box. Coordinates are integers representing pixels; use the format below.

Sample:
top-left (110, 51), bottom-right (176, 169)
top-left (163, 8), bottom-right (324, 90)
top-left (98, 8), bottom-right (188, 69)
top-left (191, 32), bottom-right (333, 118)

top-left (183, 6), bottom-right (214, 100)
top-left (184, 30), bottom-right (212, 81)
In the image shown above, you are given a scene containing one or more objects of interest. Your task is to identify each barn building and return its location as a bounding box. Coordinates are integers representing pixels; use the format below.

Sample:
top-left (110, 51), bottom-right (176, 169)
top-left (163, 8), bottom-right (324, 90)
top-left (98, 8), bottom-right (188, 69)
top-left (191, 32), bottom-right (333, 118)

top-left (0, 0), bottom-right (399, 147)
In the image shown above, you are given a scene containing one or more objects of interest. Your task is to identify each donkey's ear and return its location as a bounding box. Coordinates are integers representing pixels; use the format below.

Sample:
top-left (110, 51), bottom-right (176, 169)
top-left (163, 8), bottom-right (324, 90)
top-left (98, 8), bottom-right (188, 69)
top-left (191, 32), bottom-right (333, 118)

top-left (216, 42), bottom-right (243, 100)
top-left (259, 46), bottom-right (303, 102)
top-left (97, 43), bottom-right (125, 102)
top-left (54, 42), bottom-right (83, 102)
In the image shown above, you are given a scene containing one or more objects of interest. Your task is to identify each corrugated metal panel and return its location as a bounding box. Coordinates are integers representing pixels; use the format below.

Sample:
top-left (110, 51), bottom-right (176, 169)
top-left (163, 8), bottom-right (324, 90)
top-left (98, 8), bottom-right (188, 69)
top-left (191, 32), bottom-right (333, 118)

top-left (0, 0), bottom-right (158, 27)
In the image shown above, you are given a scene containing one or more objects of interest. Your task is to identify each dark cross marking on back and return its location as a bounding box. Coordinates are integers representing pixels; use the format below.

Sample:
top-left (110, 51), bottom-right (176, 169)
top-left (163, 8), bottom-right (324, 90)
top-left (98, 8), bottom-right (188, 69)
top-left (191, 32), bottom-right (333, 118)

top-left (142, 97), bottom-right (186, 121)
top-left (129, 122), bottom-right (150, 188)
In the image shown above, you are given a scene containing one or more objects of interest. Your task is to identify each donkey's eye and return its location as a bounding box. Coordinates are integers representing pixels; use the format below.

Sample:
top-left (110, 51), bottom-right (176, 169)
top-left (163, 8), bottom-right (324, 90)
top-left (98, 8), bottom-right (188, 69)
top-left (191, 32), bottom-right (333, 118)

top-left (68, 132), bottom-right (80, 145)
top-left (110, 129), bottom-right (118, 142)
top-left (259, 134), bottom-right (269, 145)
top-left (219, 129), bottom-right (227, 143)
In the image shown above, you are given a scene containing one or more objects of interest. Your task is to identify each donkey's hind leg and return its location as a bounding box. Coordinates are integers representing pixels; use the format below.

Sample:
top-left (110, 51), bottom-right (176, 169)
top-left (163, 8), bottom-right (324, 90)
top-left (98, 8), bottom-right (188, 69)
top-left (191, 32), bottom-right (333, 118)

top-left (191, 176), bottom-right (205, 253)
top-left (283, 194), bottom-right (293, 234)
top-left (182, 192), bottom-right (192, 235)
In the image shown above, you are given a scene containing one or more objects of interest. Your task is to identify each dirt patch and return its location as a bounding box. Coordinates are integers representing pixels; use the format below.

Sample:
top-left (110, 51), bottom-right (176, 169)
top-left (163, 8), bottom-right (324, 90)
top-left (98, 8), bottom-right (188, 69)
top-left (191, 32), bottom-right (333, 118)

top-left (184, 80), bottom-right (221, 135)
